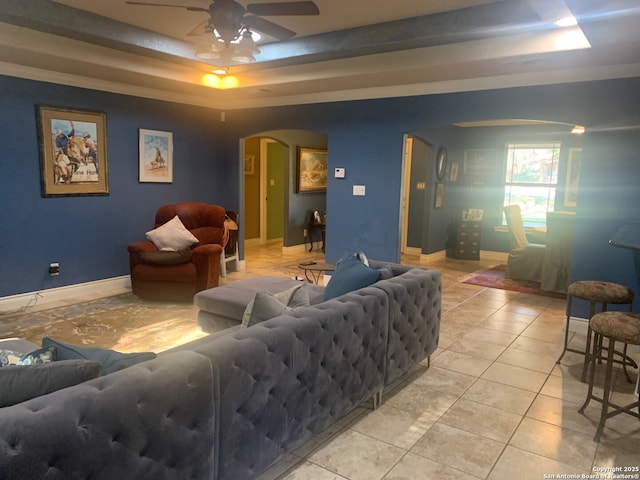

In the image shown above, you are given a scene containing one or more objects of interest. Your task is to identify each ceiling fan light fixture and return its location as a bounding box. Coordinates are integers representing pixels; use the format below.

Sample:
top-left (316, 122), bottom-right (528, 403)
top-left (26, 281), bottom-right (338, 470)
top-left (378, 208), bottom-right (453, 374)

top-left (237, 29), bottom-right (260, 54)
top-left (195, 38), bottom-right (225, 59)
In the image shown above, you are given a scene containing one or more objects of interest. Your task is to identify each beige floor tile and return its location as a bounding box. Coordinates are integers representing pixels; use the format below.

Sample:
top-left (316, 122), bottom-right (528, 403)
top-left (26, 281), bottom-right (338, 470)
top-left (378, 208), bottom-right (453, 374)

top-left (439, 398), bottom-right (522, 443)
top-left (447, 336), bottom-right (507, 361)
top-left (408, 365), bottom-right (476, 396)
top-left (350, 404), bottom-right (434, 449)
top-left (277, 461), bottom-right (349, 480)
top-left (410, 423), bottom-right (505, 478)
top-left (384, 452), bottom-right (482, 480)
top-left (460, 327), bottom-right (518, 347)
top-left (510, 417), bottom-right (598, 470)
top-left (520, 323), bottom-right (566, 344)
top-left (431, 350), bottom-right (492, 377)
top-left (496, 347), bottom-right (558, 373)
top-left (384, 383), bottom-right (459, 420)
top-left (256, 454), bottom-right (303, 480)
top-left (488, 446), bottom-right (589, 480)
top-left (307, 429), bottom-right (405, 480)
top-left (462, 379), bottom-right (537, 415)
top-left (510, 335), bottom-right (564, 357)
top-left (293, 422), bottom-right (346, 458)
top-left (540, 373), bottom-right (591, 405)
top-left (477, 316), bottom-right (530, 335)
top-left (483, 309), bottom-right (537, 325)
top-left (526, 394), bottom-right (602, 437)
top-left (594, 430), bottom-right (640, 467)
top-left (499, 303), bottom-right (544, 316)
top-left (480, 362), bottom-right (549, 392)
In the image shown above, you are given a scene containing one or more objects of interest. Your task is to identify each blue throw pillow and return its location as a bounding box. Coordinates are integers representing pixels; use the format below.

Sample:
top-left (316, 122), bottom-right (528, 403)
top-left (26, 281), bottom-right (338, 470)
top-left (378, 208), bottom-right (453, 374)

top-left (42, 337), bottom-right (156, 376)
top-left (324, 254), bottom-right (380, 300)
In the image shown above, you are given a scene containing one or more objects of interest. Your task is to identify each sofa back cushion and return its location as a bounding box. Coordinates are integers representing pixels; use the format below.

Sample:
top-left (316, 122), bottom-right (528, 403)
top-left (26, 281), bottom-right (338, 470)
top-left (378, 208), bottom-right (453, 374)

top-left (373, 268), bottom-right (442, 385)
top-left (324, 254), bottom-right (380, 300)
top-left (0, 351), bottom-right (216, 480)
top-left (0, 359), bottom-right (101, 407)
top-left (192, 287), bottom-right (389, 480)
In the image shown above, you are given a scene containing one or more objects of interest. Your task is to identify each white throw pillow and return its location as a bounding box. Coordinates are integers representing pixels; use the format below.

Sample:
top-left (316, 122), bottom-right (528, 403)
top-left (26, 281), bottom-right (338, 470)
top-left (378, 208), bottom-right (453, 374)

top-left (145, 215), bottom-right (199, 251)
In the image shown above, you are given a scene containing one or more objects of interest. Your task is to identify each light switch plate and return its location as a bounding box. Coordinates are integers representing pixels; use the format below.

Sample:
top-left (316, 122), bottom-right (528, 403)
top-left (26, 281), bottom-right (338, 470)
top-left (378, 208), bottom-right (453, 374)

top-left (334, 167), bottom-right (346, 178)
top-left (353, 185), bottom-right (366, 196)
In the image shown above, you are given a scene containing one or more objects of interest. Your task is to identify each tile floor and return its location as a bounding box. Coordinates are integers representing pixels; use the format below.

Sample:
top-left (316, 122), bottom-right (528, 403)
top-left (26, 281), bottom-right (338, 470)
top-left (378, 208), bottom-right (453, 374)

top-left (243, 244), bottom-right (640, 480)
top-left (3, 241), bottom-right (639, 479)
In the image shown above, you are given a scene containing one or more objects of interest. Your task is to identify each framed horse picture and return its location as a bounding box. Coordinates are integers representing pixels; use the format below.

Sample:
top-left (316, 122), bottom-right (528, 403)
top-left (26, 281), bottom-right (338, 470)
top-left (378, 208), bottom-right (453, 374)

top-left (37, 105), bottom-right (109, 197)
top-left (138, 128), bottom-right (173, 183)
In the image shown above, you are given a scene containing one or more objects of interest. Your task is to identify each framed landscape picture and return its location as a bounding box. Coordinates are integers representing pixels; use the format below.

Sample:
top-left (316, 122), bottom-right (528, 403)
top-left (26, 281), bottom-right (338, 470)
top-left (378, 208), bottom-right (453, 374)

top-left (37, 105), bottom-right (109, 197)
top-left (139, 129), bottom-right (173, 183)
top-left (297, 146), bottom-right (328, 193)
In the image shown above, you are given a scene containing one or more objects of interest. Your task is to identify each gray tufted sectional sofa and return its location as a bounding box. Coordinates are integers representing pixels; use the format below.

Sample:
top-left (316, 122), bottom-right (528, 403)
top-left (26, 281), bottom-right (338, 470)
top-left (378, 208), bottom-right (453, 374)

top-left (0, 262), bottom-right (441, 480)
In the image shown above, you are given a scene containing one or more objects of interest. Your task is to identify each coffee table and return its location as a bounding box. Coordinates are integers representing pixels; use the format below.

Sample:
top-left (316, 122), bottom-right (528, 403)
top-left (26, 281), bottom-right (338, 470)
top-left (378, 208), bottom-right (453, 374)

top-left (298, 262), bottom-right (335, 284)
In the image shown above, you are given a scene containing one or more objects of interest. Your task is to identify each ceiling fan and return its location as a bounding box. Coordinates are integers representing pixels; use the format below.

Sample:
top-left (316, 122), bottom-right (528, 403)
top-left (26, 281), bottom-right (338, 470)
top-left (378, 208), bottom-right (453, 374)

top-left (125, 0), bottom-right (320, 45)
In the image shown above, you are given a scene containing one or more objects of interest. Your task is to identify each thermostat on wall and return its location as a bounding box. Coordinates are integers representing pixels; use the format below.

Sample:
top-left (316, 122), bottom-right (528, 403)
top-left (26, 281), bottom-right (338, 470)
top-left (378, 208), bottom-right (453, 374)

top-left (334, 167), bottom-right (346, 178)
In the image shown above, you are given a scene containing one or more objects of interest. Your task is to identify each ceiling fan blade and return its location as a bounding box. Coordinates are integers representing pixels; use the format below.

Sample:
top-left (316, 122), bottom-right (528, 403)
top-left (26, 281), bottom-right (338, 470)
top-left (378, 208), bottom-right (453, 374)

top-left (125, 1), bottom-right (207, 12)
top-left (243, 15), bottom-right (296, 40)
top-left (187, 19), bottom-right (212, 36)
top-left (246, 1), bottom-right (319, 16)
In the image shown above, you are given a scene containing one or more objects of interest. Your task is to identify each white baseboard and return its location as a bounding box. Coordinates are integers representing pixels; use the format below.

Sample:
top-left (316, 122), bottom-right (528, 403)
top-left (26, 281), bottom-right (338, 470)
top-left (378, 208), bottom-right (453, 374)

top-left (0, 276), bottom-right (132, 314)
top-left (419, 250), bottom-right (447, 264)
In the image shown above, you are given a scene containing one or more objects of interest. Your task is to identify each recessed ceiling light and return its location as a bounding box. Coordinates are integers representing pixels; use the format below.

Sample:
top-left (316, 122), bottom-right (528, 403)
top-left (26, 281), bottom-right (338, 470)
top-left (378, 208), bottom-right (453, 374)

top-left (212, 68), bottom-right (228, 75)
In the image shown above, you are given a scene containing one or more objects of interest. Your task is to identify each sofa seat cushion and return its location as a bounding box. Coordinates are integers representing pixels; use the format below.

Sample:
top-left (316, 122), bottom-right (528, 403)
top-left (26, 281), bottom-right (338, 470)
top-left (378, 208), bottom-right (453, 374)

top-left (139, 249), bottom-right (192, 265)
top-left (42, 337), bottom-right (156, 375)
top-left (0, 359), bottom-right (101, 407)
top-left (324, 254), bottom-right (380, 300)
top-left (195, 276), bottom-right (325, 322)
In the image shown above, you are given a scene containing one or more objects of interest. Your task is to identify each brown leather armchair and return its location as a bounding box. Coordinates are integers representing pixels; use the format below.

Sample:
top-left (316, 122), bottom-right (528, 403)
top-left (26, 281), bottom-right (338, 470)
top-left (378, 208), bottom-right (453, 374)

top-left (128, 202), bottom-right (225, 301)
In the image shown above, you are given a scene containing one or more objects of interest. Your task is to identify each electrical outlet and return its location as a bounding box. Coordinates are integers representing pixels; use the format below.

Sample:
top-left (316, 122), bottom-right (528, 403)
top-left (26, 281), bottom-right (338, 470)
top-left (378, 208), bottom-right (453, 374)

top-left (303, 229), bottom-right (308, 237)
top-left (49, 262), bottom-right (60, 276)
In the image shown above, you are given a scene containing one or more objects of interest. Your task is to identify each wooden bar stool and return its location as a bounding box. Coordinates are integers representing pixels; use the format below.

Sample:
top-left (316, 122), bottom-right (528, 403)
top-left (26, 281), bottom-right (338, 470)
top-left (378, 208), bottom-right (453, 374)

top-left (578, 311), bottom-right (640, 442)
top-left (557, 280), bottom-right (634, 382)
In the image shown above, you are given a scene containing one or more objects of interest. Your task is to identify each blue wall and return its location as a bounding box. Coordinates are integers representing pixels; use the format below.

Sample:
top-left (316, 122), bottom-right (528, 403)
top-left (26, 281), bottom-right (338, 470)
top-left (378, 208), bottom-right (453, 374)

top-left (222, 78), bottom-right (640, 272)
top-left (3, 73), bottom-right (640, 313)
top-left (0, 75), bottom-right (227, 297)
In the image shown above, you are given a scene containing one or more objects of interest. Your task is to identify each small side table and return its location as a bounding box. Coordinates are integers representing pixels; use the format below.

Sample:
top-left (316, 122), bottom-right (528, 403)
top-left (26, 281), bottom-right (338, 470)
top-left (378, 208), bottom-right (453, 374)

top-left (299, 262), bottom-right (335, 284)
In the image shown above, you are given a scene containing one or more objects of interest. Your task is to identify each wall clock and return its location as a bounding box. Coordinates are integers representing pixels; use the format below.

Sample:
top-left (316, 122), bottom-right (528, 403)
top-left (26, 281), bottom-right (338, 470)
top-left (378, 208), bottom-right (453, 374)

top-left (436, 147), bottom-right (448, 181)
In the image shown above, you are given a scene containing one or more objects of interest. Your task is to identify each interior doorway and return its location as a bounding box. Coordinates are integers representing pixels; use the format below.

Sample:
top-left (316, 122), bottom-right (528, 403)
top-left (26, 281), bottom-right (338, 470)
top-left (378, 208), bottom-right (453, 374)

top-left (400, 134), bottom-right (432, 257)
top-left (244, 136), bottom-right (288, 246)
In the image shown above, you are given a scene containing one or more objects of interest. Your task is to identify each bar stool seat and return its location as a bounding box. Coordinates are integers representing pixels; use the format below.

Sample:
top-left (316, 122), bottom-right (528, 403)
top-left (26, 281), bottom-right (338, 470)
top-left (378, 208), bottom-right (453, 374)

top-left (578, 311), bottom-right (640, 442)
top-left (557, 280), bottom-right (634, 382)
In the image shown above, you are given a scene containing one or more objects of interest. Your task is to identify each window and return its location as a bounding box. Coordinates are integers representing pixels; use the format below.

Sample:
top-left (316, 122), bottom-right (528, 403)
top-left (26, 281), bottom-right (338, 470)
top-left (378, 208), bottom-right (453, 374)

top-left (504, 142), bottom-right (560, 226)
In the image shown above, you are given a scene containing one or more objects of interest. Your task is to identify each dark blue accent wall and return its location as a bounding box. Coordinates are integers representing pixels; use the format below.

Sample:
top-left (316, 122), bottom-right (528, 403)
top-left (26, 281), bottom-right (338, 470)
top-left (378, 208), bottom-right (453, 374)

top-left (221, 78), bottom-right (640, 269)
top-left (0, 75), bottom-right (227, 297)
top-left (3, 73), bottom-right (640, 312)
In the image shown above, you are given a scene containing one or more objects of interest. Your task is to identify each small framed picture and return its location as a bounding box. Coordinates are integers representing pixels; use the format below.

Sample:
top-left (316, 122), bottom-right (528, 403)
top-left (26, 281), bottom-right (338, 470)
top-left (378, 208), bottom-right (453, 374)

top-left (297, 146), bottom-right (328, 193)
top-left (244, 154), bottom-right (255, 175)
top-left (449, 162), bottom-right (459, 182)
top-left (139, 129), bottom-right (173, 183)
top-left (434, 183), bottom-right (445, 209)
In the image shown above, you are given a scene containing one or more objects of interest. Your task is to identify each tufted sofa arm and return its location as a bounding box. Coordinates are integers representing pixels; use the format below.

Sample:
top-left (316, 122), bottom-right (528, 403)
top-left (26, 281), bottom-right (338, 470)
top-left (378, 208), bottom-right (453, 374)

top-left (0, 351), bottom-right (216, 480)
top-left (373, 267), bottom-right (442, 386)
top-left (191, 287), bottom-right (389, 480)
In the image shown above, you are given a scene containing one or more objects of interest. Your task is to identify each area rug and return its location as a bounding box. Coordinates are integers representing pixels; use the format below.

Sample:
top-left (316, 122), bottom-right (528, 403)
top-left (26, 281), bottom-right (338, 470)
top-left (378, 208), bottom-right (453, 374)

top-left (463, 264), bottom-right (566, 299)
